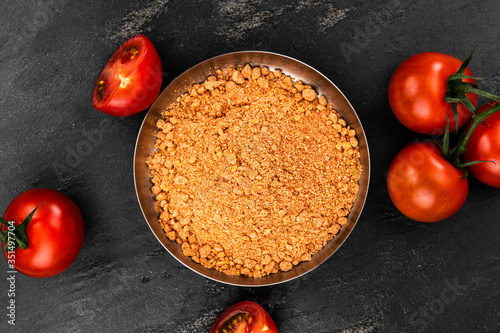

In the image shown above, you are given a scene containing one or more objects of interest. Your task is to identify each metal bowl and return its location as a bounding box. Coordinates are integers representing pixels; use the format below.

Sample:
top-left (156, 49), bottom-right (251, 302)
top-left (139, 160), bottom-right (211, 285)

top-left (134, 51), bottom-right (370, 286)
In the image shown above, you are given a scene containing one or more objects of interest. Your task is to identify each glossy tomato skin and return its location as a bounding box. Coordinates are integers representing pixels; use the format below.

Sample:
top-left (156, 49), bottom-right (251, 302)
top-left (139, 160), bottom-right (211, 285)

top-left (464, 102), bottom-right (500, 187)
top-left (388, 52), bottom-right (477, 134)
top-left (211, 301), bottom-right (278, 333)
top-left (1, 189), bottom-right (84, 278)
top-left (92, 34), bottom-right (163, 117)
top-left (387, 141), bottom-right (468, 222)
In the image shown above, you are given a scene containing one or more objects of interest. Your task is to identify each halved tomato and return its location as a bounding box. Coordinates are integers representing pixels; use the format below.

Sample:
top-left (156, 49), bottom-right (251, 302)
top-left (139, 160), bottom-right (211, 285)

top-left (92, 34), bottom-right (163, 117)
top-left (210, 301), bottom-right (278, 333)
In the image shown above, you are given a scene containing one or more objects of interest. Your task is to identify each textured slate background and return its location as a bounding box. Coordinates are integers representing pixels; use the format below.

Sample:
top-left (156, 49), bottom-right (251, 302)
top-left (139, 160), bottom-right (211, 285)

top-left (1, 0), bottom-right (499, 332)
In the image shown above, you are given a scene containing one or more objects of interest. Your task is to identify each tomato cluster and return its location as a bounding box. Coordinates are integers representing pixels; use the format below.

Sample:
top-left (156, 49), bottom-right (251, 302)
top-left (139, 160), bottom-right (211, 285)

top-left (387, 52), bottom-right (500, 223)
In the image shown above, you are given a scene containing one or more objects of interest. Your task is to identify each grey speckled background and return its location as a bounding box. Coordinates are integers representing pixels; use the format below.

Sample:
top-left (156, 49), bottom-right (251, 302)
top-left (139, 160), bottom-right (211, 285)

top-left (1, 0), bottom-right (499, 332)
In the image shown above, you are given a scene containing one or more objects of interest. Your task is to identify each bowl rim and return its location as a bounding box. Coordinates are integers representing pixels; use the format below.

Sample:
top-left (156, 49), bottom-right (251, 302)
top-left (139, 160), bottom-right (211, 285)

top-left (134, 50), bottom-right (371, 286)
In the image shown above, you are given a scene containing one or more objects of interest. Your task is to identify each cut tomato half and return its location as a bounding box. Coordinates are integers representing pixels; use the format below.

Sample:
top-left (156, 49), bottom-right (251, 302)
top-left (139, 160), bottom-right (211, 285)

top-left (92, 34), bottom-right (163, 117)
top-left (211, 301), bottom-right (278, 333)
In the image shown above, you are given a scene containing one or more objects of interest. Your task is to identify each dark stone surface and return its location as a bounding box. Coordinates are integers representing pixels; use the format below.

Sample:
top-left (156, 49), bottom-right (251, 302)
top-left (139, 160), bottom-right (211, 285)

top-left (1, 0), bottom-right (499, 332)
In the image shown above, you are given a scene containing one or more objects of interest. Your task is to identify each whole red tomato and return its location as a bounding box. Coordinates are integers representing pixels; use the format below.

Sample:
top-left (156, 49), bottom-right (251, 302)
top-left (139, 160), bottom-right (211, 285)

top-left (388, 52), bottom-right (477, 134)
top-left (464, 102), bottom-right (500, 187)
top-left (211, 301), bottom-right (278, 333)
top-left (387, 141), bottom-right (469, 222)
top-left (92, 34), bottom-right (163, 117)
top-left (1, 189), bottom-right (84, 278)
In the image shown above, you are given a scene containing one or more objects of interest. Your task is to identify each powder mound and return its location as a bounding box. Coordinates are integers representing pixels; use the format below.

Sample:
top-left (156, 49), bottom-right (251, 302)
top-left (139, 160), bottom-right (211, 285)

top-left (147, 64), bottom-right (362, 278)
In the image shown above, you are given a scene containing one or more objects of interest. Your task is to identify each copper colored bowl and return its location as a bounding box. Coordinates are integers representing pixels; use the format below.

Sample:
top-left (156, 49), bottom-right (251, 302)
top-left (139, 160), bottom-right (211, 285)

top-left (134, 51), bottom-right (370, 286)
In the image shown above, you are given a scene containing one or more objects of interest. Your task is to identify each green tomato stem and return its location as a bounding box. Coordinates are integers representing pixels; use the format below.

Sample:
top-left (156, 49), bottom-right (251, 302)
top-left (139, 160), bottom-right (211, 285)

top-left (440, 50), bottom-right (500, 169)
top-left (449, 103), bottom-right (500, 162)
top-left (445, 50), bottom-right (500, 128)
top-left (0, 203), bottom-right (44, 253)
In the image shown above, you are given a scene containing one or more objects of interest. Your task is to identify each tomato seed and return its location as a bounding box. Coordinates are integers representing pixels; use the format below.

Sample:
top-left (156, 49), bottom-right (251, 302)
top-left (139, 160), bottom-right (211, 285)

top-left (97, 80), bottom-right (106, 99)
top-left (120, 46), bottom-right (140, 64)
top-left (218, 312), bottom-right (252, 333)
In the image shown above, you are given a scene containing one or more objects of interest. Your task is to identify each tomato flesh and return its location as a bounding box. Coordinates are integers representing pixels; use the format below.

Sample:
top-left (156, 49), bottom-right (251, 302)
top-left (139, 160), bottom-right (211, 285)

top-left (217, 312), bottom-right (252, 333)
top-left (211, 301), bottom-right (278, 333)
top-left (1, 189), bottom-right (84, 278)
top-left (464, 102), bottom-right (500, 187)
top-left (387, 141), bottom-right (468, 222)
top-left (92, 34), bottom-right (163, 117)
top-left (388, 52), bottom-right (477, 134)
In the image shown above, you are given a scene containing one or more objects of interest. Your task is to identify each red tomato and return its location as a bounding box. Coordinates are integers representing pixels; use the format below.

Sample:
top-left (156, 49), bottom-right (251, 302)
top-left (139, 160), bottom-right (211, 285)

top-left (464, 102), bottom-right (500, 187)
top-left (1, 189), bottom-right (84, 278)
top-left (211, 301), bottom-right (278, 333)
top-left (387, 141), bottom-right (468, 222)
top-left (92, 34), bottom-right (163, 117)
top-left (388, 52), bottom-right (478, 134)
